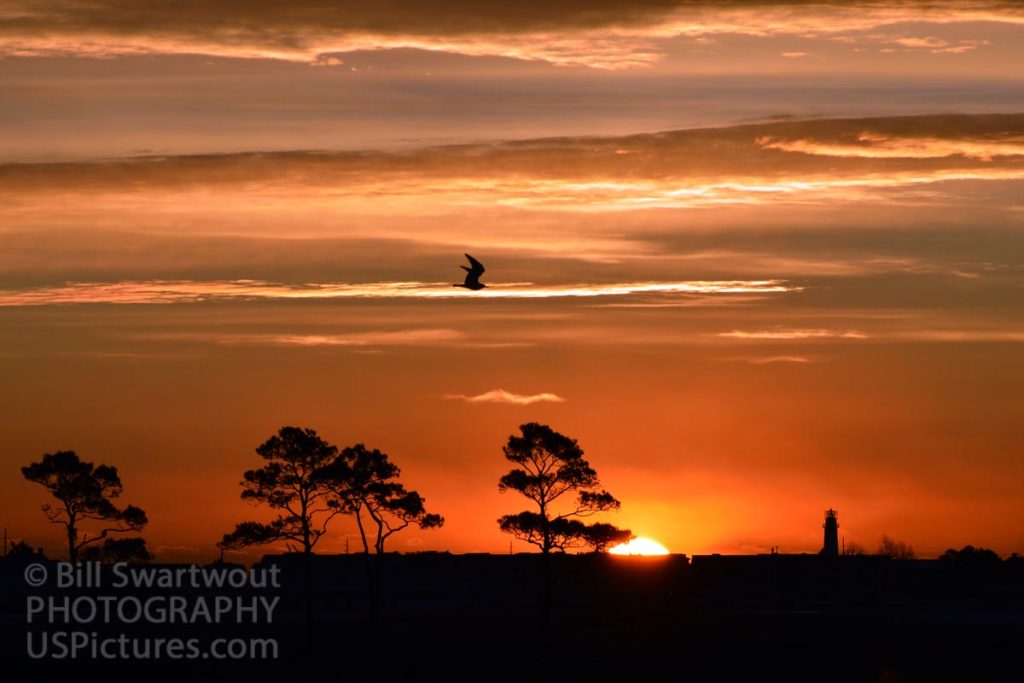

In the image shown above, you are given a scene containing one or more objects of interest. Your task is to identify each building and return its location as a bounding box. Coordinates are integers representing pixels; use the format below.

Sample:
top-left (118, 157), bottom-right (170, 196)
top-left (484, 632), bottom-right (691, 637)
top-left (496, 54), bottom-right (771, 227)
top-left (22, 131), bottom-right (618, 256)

top-left (821, 508), bottom-right (839, 556)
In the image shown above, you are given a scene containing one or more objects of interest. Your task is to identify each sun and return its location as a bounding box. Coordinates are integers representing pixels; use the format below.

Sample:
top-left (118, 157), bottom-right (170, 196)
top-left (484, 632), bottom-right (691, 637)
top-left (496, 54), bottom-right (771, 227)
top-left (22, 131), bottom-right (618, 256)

top-left (609, 537), bottom-right (670, 556)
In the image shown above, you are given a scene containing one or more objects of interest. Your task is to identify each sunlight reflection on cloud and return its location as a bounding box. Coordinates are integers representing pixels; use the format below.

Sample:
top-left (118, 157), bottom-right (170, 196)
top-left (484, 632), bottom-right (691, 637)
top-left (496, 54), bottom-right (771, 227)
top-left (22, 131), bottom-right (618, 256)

top-left (0, 279), bottom-right (798, 306)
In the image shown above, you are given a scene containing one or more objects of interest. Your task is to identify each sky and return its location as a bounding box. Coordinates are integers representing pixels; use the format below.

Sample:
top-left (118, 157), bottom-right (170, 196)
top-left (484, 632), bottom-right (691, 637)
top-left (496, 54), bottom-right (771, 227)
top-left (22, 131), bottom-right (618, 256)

top-left (1, 1), bottom-right (1022, 562)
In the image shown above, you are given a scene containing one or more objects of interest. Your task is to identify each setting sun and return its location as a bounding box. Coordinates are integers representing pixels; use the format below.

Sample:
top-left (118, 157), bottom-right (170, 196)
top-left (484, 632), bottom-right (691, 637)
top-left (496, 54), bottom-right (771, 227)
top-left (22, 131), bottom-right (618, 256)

top-left (609, 537), bottom-right (670, 556)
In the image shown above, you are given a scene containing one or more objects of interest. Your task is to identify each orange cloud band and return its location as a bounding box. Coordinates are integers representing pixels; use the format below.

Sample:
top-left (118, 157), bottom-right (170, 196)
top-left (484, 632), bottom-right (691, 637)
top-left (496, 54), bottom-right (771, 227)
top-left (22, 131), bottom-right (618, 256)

top-left (3, 115), bottom-right (1024, 214)
top-left (0, 279), bottom-right (797, 307)
top-left (3, 1), bottom-right (1024, 68)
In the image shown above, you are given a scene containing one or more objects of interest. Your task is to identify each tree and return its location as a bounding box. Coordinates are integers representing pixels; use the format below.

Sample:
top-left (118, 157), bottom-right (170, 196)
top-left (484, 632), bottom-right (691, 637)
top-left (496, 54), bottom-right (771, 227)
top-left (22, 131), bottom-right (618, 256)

top-left (319, 444), bottom-right (443, 554)
top-left (497, 423), bottom-right (625, 553)
top-left (22, 450), bottom-right (148, 563)
top-left (878, 534), bottom-right (916, 559)
top-left (939, 545), bottom-right (1001, 565)
top-left (221, 426), bottom-right (343, 555)
top-left (842, 540), bottom-right (866, 556)
top-left (82, 537), bottom-right (152, 564)
top-left (581, 522), bottom-right (633, 553)
top-left (5, 540), bottom-right (45, 560)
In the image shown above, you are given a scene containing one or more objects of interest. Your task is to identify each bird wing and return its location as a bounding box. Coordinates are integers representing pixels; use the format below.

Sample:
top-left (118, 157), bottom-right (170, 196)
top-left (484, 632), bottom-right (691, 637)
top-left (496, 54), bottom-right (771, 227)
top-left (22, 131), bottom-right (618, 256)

top-left (464, 253), bottom-right (485, 275)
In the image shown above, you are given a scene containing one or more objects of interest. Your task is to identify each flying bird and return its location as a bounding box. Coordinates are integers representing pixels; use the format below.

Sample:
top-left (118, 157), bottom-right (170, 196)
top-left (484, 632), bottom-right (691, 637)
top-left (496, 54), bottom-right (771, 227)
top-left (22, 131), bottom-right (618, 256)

top-left (453, 253), bottom-right (486, 291)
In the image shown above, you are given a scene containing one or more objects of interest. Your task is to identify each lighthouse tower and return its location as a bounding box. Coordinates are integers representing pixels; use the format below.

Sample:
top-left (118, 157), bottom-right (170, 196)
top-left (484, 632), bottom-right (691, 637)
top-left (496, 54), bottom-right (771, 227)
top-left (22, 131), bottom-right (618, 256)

top-left (820, 508), bottom-right (839, 556)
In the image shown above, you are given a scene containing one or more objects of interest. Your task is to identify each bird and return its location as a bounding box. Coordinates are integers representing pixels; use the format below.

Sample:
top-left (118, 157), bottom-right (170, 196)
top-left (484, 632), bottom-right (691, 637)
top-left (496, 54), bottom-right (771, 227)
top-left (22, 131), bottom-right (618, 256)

top-left (453, 253), bottom-right (486, 291)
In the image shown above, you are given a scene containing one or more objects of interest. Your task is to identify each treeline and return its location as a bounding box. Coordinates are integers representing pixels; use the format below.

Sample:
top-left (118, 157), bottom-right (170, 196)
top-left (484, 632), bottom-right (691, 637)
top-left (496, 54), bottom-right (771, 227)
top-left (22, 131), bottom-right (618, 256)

top-left (12, 422), bottom-right (634, 562)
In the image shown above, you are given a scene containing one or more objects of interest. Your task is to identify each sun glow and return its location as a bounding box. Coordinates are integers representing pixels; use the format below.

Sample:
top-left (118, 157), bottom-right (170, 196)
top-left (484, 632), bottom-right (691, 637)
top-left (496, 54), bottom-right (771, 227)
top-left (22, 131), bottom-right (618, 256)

top-left (609, 537), bottom-right (670, 556)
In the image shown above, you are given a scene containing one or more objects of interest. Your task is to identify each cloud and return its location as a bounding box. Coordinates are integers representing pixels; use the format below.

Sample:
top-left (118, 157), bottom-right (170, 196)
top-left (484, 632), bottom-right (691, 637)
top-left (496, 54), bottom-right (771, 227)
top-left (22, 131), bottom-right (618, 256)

top-left (888, 330), bottom-right (1024, 342)
top-left (833, 33), bottom-right (990, 54)
top-left (0, 279), bottom-right (797, 306)
top-left (445, 389), bottom-right (566, 405)
top-left (3, 114), bottom-right (1023, 213)
top-left (726, 355), bottom-right (817, 363)
top-left (591, 294), bottom-right (773, 308)
top-left (259, 330), bottom-right (465, 346)
top-left (1, 1), bottom-right (1023, 68)
top-left (719, 329), bottom-right (868, 340)
top-left (121, 329), bottom-right (468, 348)
top-left (310, 55), bottom-right (344, 67)
top-left (718, 326), bottom-right (1024, 344)
top-left (757, 133), bottom-right (1024, 161)
top-left (0, 0), bottom-right (686, 68)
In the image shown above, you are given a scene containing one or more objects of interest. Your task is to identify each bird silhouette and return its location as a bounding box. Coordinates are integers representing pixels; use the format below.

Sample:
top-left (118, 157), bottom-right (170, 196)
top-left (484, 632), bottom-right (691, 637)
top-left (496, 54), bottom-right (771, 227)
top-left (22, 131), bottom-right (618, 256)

top-left (453, 253), bottom-right (486, 291)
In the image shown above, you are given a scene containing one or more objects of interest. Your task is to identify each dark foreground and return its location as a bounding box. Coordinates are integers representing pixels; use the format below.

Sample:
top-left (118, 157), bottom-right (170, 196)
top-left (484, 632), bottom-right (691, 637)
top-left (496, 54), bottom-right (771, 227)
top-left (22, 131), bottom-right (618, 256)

top-left (3, 552), bottom-right (1022, 681)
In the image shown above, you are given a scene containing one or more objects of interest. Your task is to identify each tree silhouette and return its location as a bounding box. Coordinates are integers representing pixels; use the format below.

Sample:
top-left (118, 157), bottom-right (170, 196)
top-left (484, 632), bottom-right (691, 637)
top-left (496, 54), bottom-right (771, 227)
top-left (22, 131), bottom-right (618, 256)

top-left (319, 444), bottom-right (443, 553)
top-left (221, 426), bottom-right (343, 555)
top-left (878, 534), bottom-right (916, 559)
top-left (21, 450), bottom-right (148, 563)
top-left (939, 545), bottom-right (1002, 566)
top-left (582, 522), bottom-right (633, 553)
top-left (5, 540), bottom-right (45, 560)
top-left (497, 423), bottom-right (624, 553)
top-left (842, 540), bottom-right (866, 556)
top-left (82, 537), bottom-right (152, 564)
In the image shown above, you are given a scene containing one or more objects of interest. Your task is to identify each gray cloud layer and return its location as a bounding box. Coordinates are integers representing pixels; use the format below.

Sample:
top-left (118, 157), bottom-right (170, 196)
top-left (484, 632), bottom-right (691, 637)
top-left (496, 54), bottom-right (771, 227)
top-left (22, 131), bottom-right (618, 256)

top-left (4, 1), bottom-right (1024, 67)
top-left (3, 0), bottom-right (683, 38)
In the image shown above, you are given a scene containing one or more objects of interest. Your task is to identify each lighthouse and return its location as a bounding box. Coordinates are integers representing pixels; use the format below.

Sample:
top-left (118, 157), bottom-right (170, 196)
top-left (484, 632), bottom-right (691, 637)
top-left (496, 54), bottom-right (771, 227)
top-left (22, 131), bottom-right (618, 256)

top-left (820, 508), bottom-right (839, 556)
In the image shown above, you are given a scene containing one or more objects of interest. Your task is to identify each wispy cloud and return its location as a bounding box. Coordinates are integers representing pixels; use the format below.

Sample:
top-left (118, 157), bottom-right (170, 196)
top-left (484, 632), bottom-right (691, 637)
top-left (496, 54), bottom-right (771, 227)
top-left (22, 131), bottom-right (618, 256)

top-left (0, 279), bottom-right (797, 307)
top-left (719, 328), bottom-right (868, 340)
top-left (258, 330), bottom-right (464, 346)
top-left (833, 33), bottom-right (990, 54)
top-left (4, 115), bottom-right (1023, 215)
top-left (727, 355), bottom-right (817, 363)
top-left (1, 1), bottom-right (1021, 68)
top-left (758, 133), bottom-right (1024, 161)
top-left (445, 389), bottom-right (566, 405)
top-left (592, 294), bottom-right (772, 308)
top-left (489, 169), bottom-right (1024, 211)
top-left (889, 330), bottom-right (1024, 342)
top-left (719, 327), bottom-right (1024, 344)
top-left (127, 329), bottom-right (467, 348)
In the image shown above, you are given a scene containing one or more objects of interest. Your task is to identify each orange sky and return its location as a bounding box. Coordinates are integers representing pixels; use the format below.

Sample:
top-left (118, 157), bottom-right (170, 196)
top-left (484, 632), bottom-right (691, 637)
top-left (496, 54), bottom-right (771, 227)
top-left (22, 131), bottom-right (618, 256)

top-left (1, 1), bottom-right (1022, 562)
